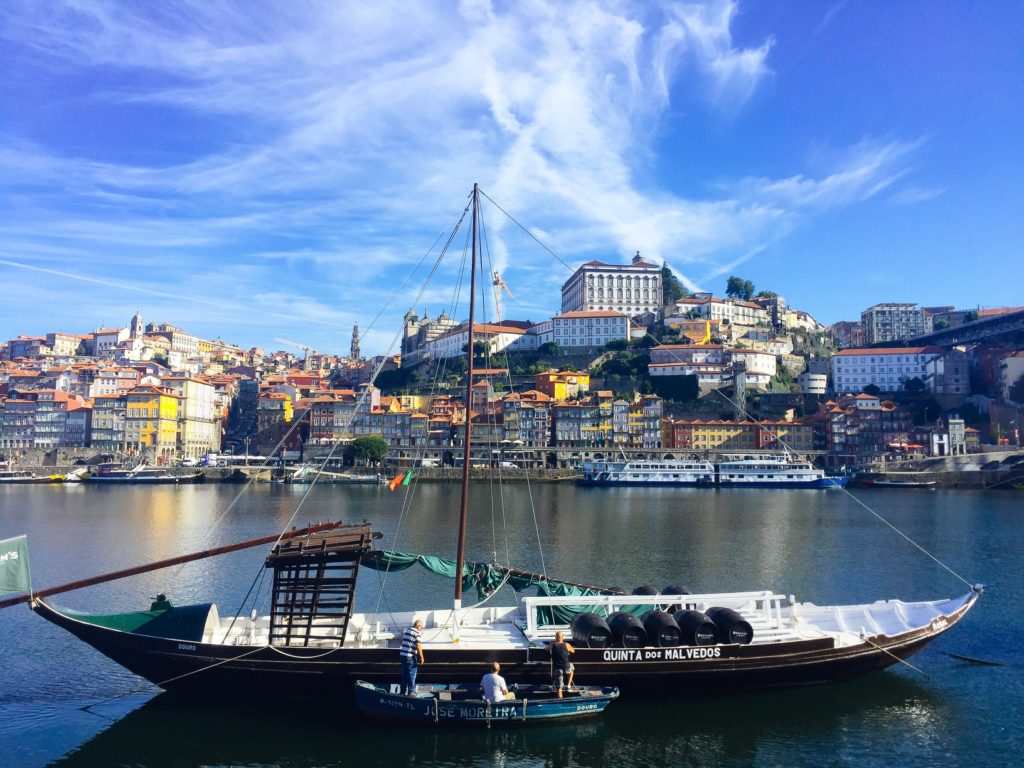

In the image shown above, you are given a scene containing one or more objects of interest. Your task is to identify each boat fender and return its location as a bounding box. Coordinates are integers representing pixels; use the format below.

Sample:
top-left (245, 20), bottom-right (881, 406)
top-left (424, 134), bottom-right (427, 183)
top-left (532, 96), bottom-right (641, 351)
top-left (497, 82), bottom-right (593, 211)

top-left (641, 610), bottom-right (683, 647)
top-left (705, 607), bottom-right (754, 644)
top-left (673, 610), bottom-right (719, 646)
top-left (607, 611), bottom-right (647, 648)
top-left (632, 584), bottom-right (660, 595)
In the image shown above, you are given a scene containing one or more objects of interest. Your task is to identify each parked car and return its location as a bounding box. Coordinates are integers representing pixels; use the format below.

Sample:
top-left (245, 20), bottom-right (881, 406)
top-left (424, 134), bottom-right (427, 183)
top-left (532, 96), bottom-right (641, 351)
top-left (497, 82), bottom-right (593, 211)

top-left (179, 458), bottom-right (198, 467)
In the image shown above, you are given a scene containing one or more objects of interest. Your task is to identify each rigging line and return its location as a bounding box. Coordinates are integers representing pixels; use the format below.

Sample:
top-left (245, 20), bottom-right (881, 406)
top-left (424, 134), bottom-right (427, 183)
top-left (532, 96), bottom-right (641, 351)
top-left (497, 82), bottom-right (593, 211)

top-left (845, 632), bottom-right (931, 679)
top-left (647, 330), bottom-right (975, 589)
top-left (477, 209), bottom-right (501, 560)
top-left (259, 206), bottom-right (470, 629)
top-left (359, 205), bottom-right (470, 340)
top-left (181, 197), bottom-right (475, 589)
top-left (371, 218), bottom-right (473, 614)
top-left (478, 188), bottom-right (576, 274)
top-left (80, 645), bottom-right (268, 713)
top-left (479, 221), bottom-right (521, 578)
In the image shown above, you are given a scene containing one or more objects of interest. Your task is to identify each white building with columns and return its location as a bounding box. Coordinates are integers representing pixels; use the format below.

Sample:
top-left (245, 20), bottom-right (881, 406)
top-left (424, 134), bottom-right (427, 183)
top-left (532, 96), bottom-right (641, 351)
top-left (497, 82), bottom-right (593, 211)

top-left (561, 252), bottom-right (663, 317)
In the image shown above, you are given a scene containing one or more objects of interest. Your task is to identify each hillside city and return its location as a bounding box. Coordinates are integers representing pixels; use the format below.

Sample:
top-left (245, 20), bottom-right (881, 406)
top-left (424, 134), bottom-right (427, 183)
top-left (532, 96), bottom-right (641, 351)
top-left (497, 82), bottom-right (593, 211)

top-left (2, 253), bottom-right (1022, 471)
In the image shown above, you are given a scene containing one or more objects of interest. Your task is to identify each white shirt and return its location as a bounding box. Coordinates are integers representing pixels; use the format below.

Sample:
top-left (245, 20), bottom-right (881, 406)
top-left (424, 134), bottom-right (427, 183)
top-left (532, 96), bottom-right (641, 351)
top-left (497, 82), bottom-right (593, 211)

top-left (481, 672), bottom-right (508, 702)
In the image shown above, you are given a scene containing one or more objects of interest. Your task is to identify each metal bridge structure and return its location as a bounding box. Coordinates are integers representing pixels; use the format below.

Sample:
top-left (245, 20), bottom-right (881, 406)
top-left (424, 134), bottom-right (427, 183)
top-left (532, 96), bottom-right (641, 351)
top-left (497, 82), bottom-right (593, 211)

top-left (895, 309), bottom-right (1024, 348)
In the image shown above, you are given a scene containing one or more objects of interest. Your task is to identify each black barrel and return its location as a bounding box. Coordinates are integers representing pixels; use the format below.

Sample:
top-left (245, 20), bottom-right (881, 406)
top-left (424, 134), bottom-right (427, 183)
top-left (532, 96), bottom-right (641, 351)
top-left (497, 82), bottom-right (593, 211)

top-left (632, 584), bottom-right (660, 595)
top-left (607, 611), bottom-right (647, 648)
top-left (662, 584), bottom-right (692, 612)
top-left (673, 609), bottom-right (719, 646)
top-left (641, 610), bottom-right (683, 647)
top-left (569, 612), bottom-right (612, 648)
top-left (705, 607), bottom-right (754, 645)
top-left (663, 584), bottom-right (691, 596)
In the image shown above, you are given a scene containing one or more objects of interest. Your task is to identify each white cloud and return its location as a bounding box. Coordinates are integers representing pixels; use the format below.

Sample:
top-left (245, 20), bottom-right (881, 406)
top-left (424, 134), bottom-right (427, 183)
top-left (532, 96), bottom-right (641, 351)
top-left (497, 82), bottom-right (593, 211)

top-left (0, 1), bottom-right (925, 352)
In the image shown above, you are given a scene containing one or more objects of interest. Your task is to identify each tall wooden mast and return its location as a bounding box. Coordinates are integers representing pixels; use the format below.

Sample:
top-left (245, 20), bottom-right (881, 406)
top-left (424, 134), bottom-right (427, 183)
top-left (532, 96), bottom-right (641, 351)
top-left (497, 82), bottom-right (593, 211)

top-left (454, 183), bottom-right (480, 608)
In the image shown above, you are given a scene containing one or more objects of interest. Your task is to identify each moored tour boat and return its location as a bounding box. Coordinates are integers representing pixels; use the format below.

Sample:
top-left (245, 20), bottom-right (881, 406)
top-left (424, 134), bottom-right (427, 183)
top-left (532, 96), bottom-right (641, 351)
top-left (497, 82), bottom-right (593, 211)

top-left (83, 462), bottom-right (203, 484)
top-left (714, 454), bottom-right (847, 489)
top-left (580, 453), bottom-right (846, 489)
top-left (354, 680), bottom-right (619, 724)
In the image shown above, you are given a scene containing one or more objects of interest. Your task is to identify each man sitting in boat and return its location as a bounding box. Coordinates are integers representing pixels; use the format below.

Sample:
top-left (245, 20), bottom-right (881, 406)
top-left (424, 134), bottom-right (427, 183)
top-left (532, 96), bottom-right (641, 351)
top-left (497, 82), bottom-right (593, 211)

top-left (549, 631), bottom-right (576, 698)
top-left (399, 619), bottom-right (424, 696)
top-left (481, 662), bottom-right (515, 702)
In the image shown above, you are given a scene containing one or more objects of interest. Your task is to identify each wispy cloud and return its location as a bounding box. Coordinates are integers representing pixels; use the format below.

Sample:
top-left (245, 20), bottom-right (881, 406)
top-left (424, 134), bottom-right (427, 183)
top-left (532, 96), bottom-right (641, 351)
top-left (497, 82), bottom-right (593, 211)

top-left (0, 0), bottom-right (925, 351)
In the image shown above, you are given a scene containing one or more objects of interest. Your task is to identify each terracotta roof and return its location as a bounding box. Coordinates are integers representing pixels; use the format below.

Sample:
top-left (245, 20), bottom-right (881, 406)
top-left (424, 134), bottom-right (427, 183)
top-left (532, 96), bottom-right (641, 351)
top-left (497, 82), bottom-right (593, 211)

top-left (553, 310), bottom-right (628, 319)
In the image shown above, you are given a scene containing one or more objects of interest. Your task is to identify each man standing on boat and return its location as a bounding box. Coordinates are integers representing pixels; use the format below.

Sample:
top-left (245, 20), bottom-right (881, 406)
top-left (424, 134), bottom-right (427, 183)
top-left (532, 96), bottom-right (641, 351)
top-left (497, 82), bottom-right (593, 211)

top-left (550, 631), bottom-right (576, 698)
top-left (399, 619), bottom-right (424, 695)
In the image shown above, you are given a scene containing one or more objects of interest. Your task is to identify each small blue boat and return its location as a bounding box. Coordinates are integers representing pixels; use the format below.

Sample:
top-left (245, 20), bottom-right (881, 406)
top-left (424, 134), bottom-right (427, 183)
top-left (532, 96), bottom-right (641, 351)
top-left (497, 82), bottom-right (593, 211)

top-left (354, 681), bottom-right (619, 725)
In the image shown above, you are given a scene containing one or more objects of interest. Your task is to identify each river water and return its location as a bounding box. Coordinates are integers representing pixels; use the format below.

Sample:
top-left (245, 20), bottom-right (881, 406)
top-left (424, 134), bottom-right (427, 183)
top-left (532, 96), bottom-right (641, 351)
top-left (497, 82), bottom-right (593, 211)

top-left (0, 482), bottom-right (1020, 767)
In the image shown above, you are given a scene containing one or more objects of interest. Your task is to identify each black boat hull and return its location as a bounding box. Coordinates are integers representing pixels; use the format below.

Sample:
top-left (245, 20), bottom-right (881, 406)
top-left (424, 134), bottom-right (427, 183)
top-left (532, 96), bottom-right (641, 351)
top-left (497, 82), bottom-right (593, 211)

top-left (32, 593), bottom-right (976, 700)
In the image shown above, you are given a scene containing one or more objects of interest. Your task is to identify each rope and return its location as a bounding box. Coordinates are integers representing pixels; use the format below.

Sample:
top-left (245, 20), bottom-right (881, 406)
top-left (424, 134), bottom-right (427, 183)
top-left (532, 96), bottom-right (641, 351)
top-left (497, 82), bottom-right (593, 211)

top-left (848, 631), bottom-right (931, 679)
top-left (701, 383), bottom-right (975, 590)
top-left (81, 645), bottom-right (266, 713)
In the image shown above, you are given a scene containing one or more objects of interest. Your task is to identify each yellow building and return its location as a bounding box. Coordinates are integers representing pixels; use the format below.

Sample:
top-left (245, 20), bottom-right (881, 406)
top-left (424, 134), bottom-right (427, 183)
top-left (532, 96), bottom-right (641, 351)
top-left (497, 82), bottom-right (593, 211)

top-left (534, 370), bottom-right (591, 401)
top-left (125, 385), bottom-right (179, 462)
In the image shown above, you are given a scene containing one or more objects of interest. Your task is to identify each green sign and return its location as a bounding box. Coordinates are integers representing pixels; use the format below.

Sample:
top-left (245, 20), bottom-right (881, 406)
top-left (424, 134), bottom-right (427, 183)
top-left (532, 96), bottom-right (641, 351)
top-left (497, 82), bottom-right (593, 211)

top-left (0, 535), bottom-right (31, 596)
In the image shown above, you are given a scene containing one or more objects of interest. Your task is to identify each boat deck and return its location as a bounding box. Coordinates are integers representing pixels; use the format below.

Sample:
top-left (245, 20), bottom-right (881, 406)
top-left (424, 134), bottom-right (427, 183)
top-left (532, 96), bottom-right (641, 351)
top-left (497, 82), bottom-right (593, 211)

top-left (206, 590), bottom-right (974, 651)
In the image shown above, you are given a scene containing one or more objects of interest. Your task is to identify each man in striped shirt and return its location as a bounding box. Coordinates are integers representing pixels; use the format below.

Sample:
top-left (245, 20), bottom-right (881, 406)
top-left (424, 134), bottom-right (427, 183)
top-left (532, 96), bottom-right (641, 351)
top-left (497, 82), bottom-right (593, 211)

top-left (399, 619), bottom-right (425, 695)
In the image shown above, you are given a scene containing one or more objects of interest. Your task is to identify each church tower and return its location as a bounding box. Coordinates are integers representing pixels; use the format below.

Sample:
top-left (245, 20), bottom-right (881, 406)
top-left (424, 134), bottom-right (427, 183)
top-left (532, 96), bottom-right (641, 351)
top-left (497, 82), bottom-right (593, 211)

top-left (129, 311), bottom-right (144, 339)
top-left (350, 323), bottom-right (361, 360)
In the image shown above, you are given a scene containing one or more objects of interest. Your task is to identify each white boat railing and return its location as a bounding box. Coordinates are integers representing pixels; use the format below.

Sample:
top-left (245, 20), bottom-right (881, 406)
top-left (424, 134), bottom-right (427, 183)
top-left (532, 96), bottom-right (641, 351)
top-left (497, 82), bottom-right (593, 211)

top-left (520, 590), bottom-right (789, 639)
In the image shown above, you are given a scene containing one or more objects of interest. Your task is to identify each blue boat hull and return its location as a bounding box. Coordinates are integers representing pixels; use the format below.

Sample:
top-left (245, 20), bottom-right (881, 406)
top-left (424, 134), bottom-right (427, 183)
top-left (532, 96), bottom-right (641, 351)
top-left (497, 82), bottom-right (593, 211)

top-left (354, 681), bottom-right (618, 724)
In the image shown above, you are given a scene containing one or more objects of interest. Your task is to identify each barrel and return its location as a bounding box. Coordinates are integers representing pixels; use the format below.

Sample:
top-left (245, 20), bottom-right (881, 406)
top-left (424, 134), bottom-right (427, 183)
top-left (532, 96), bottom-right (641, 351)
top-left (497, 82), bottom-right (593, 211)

top-left (607, 611), bottom-right (648, 648)
top-left (632, 584), bottom-right (660, 595)
top-left (673, 609), bottom-right (719, 646)
top-left (641, 610), bottom-right (683, 647)
top-left (663, 584), bottom-right (691, 596)
top-left (662, 584), bottom-right (692, 612)
top-left (570, 612), bottom-right (612, 648)
top-left (705, 607), bottom-right (754, 645)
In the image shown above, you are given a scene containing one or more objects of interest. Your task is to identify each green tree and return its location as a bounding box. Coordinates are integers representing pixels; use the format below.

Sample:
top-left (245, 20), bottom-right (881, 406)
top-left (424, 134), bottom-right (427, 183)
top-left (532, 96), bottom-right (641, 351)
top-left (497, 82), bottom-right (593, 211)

top-left (538, 341), bottom-right (562, 355)
top-left (726, 275), bottom-right (756, 301)
top-left (604, 338), bottom-right (629, 351)
top-left (347, 436), bottom-right (389, 466)
top-left (662, 264), bottom-right (688, 305)
top-left (649, 374), bottom-right (699, 401)
top-left (903, 377), bottom-right (926, 394)
top-left (862, 383), bottom-right (881, 396)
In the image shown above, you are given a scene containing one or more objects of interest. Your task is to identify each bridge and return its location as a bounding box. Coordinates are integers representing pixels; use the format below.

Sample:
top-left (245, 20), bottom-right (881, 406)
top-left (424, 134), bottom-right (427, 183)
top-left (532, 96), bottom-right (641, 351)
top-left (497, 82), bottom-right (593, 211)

top-left (897, 309), bottom-right (1024, 348)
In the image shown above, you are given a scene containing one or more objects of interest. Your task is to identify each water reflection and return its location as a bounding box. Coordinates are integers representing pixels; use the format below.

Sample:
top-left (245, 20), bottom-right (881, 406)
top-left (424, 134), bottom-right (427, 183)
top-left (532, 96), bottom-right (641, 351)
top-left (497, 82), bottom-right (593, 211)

top-left (2, 484), bottom-right (1019, 767)
top-left (51, 675), bottom-right (949, 768)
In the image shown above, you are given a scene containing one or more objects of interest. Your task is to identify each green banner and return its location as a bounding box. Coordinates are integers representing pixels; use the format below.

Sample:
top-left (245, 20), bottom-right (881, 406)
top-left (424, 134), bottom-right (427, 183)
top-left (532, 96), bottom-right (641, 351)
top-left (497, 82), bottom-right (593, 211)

top-left (0, 535), bottom-right (31, 596)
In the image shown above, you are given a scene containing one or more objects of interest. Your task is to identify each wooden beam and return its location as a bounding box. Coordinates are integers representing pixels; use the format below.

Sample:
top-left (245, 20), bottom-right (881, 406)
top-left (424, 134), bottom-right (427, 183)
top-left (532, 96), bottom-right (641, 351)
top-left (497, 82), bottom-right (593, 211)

top-left (0, 521), bottom-right (347, 610)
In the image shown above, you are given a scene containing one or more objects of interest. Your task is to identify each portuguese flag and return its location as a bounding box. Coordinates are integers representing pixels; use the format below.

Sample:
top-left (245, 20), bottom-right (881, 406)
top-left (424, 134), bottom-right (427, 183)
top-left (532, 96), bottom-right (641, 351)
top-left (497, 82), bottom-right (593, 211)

top-left (388, 469), bottom-right (413, 492)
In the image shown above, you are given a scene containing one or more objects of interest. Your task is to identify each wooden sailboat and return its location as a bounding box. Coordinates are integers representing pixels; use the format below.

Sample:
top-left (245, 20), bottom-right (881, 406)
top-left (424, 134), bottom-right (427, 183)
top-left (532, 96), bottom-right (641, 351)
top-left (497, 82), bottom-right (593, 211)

top-left (3, 185), bottom-right (982, 700)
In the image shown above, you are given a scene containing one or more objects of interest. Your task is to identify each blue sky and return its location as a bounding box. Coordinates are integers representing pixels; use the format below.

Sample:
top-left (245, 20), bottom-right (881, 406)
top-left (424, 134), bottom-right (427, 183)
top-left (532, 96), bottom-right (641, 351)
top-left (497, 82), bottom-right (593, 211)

top-left (1, 1), bottom-right (1021, 356)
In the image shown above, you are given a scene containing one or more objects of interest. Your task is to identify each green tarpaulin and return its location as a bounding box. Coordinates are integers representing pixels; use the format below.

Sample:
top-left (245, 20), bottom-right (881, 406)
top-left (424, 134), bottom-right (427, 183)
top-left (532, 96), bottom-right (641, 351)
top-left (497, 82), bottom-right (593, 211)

top-left (360, 550), bottom-right (614, 624)
top-left (0, 535), bottom-right (30, 597)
